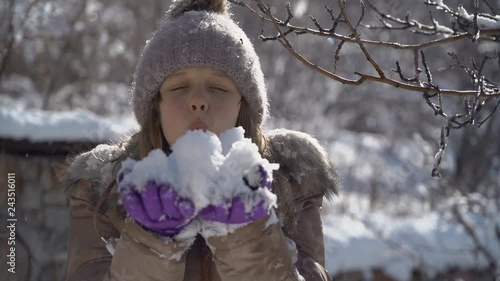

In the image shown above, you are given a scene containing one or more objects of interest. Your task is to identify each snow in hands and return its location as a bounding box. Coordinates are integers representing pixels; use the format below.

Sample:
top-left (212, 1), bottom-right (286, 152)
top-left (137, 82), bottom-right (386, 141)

top-left (117, 126), bottom-right (279, 221)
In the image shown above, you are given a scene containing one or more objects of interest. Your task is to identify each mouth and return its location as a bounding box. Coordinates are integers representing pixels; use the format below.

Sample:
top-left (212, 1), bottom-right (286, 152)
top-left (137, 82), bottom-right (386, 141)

top-left (188, 120), bottom-right (208, 131)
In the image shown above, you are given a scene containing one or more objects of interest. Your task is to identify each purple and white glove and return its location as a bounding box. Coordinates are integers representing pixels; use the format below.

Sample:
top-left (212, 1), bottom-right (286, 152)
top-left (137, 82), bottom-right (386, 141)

top-left (117, 161), bottom-right (195, 237)
top-left (195, 128), bottom-right (279, 228)
top-left (198, 164), bottom-right (275, 224)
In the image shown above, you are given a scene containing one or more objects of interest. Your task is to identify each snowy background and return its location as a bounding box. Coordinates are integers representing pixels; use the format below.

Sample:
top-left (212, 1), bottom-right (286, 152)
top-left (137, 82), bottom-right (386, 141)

top-left (1, 0), bottom-right (499, 280)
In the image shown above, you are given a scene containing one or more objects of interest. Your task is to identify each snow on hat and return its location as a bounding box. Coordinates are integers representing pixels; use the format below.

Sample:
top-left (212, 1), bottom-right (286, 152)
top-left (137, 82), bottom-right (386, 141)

top-left (131, 0), bottom-right (268, 128)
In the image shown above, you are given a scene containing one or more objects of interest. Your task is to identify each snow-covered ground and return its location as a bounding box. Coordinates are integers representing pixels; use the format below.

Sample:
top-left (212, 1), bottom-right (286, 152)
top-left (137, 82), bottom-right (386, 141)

top-left (321, 192), bottom-right (500, 280)
top-left (321, 129), bottom-right (500, 280)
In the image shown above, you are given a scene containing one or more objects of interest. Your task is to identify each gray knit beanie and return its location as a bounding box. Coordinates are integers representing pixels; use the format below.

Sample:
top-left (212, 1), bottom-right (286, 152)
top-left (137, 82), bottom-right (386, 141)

top-left (131, 0), bottom-right (268, 128)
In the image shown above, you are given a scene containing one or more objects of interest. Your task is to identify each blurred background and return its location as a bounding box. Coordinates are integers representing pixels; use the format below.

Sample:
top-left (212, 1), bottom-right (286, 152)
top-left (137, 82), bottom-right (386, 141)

top-left (0, 0), bottom-right (499, 280)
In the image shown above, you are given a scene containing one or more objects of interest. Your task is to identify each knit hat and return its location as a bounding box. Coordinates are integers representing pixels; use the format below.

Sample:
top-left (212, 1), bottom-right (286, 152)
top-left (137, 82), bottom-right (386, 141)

top-left (131, 0), bottom-right (268, 128)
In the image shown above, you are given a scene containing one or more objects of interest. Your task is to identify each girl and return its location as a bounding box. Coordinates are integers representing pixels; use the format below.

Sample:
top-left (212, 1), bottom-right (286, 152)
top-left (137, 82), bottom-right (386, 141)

top-left (61, 0), bottom-right (339, 280)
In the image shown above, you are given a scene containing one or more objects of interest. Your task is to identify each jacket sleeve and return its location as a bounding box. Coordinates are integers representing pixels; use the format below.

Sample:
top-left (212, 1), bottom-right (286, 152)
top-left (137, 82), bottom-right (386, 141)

top-left (65, 180), bottom-right (192, 281)
top-left (204, 193), bottom-right (332, 281)
top-left (204, 213), bottom-right (299, 281)
top-left (289, 193), bottom-right (332, 281)
top-left (264, 128), bottom-right (338, 281)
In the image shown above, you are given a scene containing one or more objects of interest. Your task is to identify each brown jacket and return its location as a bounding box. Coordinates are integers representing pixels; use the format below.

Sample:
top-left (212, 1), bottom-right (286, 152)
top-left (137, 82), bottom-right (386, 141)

top-left (63, 129), bottom-right (339, 281)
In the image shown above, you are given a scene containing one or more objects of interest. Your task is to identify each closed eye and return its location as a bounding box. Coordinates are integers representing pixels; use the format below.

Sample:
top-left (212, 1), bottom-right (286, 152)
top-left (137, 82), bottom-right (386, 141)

top-left (170, 86), bottom-right (187, 92)
top-left (211, 86), bottom-right (228, 92)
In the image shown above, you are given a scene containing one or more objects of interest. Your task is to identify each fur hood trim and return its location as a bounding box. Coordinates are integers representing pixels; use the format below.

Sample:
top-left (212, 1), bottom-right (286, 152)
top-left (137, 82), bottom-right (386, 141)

top-left (265, 129), bottom-right (339, 201)
top-left (59, 137), bottom-right (132, 209)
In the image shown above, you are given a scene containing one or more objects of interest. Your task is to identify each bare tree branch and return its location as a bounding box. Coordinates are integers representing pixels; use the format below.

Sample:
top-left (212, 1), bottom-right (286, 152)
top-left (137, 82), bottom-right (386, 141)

top-left (240, 0), bottom-right (499, 177)
top-left (365, 0), bottom-right (452, 35)
top-left (252, 0), bottom-right (495, 97)
top-left (254, 12), bottom-right (500, 50)
top-left (236, 0), bottom-right (499, 50)
top-left (478, 99), bottom-right (500, 127)
top-left (339, 0), bottom-right (385, 78)
top-left (255, 0), bottom-right (363, 86)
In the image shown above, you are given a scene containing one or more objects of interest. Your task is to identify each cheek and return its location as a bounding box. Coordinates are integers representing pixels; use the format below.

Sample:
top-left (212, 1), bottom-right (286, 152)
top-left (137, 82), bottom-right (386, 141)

top-left (213, 100), bottom-right (241, 133)
top-left (226, 98), bottom-right (241, 123)
top-left (228, 104), bottom-right (240, 124)
top-left (158, 100), bottom-right (186, 144)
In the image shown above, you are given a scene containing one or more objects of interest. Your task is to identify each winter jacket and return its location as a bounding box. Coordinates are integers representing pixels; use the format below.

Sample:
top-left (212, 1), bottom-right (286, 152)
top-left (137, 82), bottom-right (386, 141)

top-left (62, 129), bottom-right (339, 281)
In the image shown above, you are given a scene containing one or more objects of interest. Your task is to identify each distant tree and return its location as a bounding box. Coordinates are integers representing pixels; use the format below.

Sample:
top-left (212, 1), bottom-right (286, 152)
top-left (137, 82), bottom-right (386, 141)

top-left (0, 0), bottom-right (171, 114)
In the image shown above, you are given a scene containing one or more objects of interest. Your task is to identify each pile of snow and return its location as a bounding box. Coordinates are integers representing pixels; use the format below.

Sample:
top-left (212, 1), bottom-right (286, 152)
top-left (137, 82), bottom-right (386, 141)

top-left (0, 106), bottom-right (139, 142)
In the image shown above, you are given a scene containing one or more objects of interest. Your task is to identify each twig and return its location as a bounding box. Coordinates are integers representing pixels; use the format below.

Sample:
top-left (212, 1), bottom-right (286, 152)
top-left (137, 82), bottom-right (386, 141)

top-left (478, 100), bottom-right (500, 127)
top-left (472, 0), bottom-right (480, 41)
top-left (413, 49), bottom-right (421, 83)
top-left (255, 14), bottom-right (500, 50)
top-left (339, 0), bottom-right (385, 78)
top-left (366, 0), bottom-right (452, 35)
top-left (421, 51), bottom-right (433, 85)
top-left (254, 0), bottom-right (362, 85)
top-left (327, 6), bottom-right (344, 32)
top-left (333, 41), bottom-right (345, 73)
top-left (355, 0), bottom-right (366, 29)
top-left (354, 74), bottom-right (478, 96)
top-left (431, 125), bottom-right (449, 178)
top-left (424, 0), bottom-right (458, 17)
top-left (392, 61), bottom-right (419, 82)
top-left (283, 2), bottom-right (293, 25)
top-left (259, 28), bottom-right (294, 42)
top-left (482, 0), bottom-right (498, 15)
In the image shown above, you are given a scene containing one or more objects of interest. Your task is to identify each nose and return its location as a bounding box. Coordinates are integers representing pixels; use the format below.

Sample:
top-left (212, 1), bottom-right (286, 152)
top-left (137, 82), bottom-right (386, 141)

top-left (190, 89), bottom-right (208, 112)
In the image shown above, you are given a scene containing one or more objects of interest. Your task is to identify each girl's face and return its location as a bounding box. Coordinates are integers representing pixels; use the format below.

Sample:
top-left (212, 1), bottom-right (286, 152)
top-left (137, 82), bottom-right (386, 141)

top-left (158, 67), bottom-right (242, 145)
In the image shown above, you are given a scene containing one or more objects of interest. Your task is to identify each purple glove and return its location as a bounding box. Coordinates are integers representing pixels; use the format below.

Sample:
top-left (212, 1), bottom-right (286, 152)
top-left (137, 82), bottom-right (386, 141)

top-left (118, 176), bottom-right (195, 236)
top-left (198, 195), bottom-right (269, 224)
top-left (198, 165), bottom-right (273, 224)
top-left (243, 164), bottom-right (272, 191)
